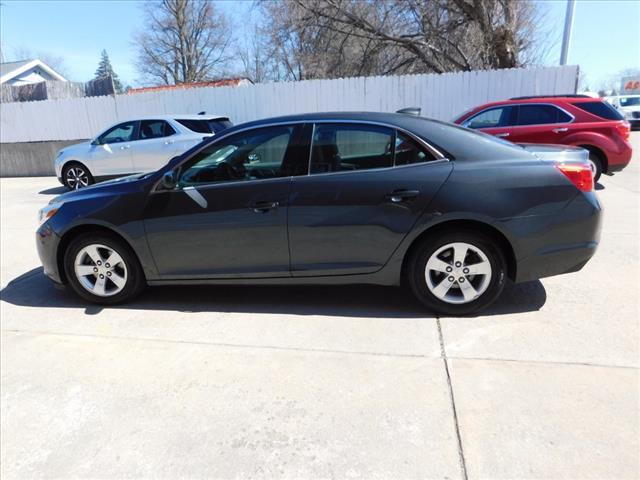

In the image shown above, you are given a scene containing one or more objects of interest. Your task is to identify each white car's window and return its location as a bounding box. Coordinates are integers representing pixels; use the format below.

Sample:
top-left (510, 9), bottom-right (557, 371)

top-left (140, 120), bottom-right (175, 139)
top-left (620, 97), bottom-right (640, 107)
top-left (99, 122), bottom-right (136, 144)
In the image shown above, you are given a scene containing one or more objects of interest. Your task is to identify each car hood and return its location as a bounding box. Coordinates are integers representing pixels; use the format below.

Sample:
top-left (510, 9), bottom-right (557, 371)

top-left (517, 143), bottom-right (589, 163)
top-left (57, 140), bottom-right (92, 156)
top-left (50, 173), bottom-right (147, 204)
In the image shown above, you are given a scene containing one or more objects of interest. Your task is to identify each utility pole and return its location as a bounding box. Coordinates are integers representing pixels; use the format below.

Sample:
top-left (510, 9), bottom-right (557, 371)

top-left (560, 0), bottom-right (576, 65)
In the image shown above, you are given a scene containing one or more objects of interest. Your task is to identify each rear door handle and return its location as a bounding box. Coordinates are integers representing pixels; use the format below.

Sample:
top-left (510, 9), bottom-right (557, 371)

top-left (386, 189), bottom-right (420, 203)
top-left (553, 128), bottom-right (568, 133)
top-left (164, 140), bottom-right (174, 145)
top-left (495, 133), bottom-right (510, 138)
top-left (250, 200), bottom-right (279, 213)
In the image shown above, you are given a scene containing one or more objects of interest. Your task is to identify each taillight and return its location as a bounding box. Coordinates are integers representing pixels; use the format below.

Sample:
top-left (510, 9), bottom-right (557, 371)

top-left (555, 163), bottom-right (594, 192)
top-left (615, 122), bottom-right (631, 140)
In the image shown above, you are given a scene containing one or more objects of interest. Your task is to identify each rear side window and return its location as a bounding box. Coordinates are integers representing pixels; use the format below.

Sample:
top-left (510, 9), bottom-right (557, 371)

top-left (310, 123), bottom-right (393, 174)
top-left (572, 101), bottom-right (624, 120)
top-left (176, 118), bottom-right (233, 134)
top-left (394, 132), bottom-right (437, 165)
top-left (516, 105), bottom-right (572, 125)
top-left (139, 120), bottom-right (175, 139)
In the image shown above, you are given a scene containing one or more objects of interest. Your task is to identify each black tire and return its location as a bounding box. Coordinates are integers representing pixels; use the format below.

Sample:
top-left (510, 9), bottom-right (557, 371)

top-left (587, 152), bottom-right (603, 183)
top-left (407, 230), bottom-right (507, 316)
top-left (63, 232), bottom-right (146, 305)
top-left (62, 162), bottom-right (94, 190)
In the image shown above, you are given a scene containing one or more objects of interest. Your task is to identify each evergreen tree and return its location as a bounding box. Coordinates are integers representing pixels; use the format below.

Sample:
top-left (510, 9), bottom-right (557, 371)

top-left (94, 49), bottom-right (123, 93)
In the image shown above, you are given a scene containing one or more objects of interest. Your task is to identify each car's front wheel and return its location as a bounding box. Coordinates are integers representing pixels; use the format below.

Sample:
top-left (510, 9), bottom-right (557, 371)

top-left (63, 162), bottom-right (94, 190)
top-left (407, 230), bottom-right (507, 315)
top-left (64, 233), bottom-right (146, 304)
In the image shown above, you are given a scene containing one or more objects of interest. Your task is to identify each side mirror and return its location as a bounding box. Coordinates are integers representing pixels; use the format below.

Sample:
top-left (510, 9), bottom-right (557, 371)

top-left (161, 170), bottom-right (178, 190)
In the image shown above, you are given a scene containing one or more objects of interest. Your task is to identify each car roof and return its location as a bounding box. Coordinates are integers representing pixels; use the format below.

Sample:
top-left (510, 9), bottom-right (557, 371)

top-left (123, 114), bottom-right (229, 122)
top-left (227, 111), bottom-right (445, 130)
top-left (203, 111), bottom-right (534, 162)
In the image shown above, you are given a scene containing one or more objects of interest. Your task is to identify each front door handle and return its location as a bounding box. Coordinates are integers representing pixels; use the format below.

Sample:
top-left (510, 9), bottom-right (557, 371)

top-left (553, 127), bottom-right (568, 133)
top-left (495, 133), bottom-right (510, 138)
top-left (119, 145), bottom-right (131, 150)
top-left (250, 201), bottom-right (279, 213)
top-left (164, 140), bottom-right (174, 145)
top-left (386, 189), bottom-right (420, 203)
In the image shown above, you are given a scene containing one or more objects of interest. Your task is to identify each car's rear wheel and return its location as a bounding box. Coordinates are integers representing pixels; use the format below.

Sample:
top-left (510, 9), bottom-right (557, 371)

top-left (64, 233), bottom-right (145, 304)
top-left (63, 162), bottom-right (94, 190)
top-left (587, 154), bottom-right (603, 183)
top-left (407, 230), bottom-right (507, 316)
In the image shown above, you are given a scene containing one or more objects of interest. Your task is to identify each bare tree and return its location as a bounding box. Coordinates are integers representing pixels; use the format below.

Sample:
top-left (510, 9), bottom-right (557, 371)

top-left (270, 0), bottom-right (550, 78)
top-left (134, 0), bottom-right (232, 85)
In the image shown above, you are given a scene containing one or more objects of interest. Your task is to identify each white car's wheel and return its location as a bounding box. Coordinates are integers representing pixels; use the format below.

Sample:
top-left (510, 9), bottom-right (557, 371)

top-left (63, 162), bottom-right (94, 190)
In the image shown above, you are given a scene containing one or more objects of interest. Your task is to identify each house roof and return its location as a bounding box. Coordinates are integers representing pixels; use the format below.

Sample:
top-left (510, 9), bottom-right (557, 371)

top-left (0, 59), bottom-right (67, 84)
top-left (127, 78), bottom-right (252, 94)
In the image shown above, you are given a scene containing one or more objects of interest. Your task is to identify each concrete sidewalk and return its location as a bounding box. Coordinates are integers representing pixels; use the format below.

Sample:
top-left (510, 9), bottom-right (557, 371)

top-left (1, 135), bottom-right (638, 479)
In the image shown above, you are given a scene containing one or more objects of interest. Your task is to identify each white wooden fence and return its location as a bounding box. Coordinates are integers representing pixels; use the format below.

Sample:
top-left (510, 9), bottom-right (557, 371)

top-left (0, 65), bottom-right (578, 144)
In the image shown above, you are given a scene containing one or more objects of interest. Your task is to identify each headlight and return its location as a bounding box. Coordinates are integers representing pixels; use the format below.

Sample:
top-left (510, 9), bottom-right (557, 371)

top-left (38, 201), bottom-right (64, 226)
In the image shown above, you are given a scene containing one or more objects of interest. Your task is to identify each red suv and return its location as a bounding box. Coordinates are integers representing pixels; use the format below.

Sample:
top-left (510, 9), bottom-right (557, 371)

top-left (453, 95), bottom-right (632, 180)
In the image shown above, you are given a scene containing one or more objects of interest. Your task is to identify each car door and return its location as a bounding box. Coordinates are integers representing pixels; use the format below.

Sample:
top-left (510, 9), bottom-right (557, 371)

top-left (461, 106), bottom-right (515, 141)
top-left (287, 123), bottom-right (453, 276)
top-left (86, 121), bottom-right (137, 176)
top-left (143, 124), bottom-right (308, 278)
top-left (506, 104), bottom-right (575, 144)
top-left (131, 119), bottom-right (180, 173)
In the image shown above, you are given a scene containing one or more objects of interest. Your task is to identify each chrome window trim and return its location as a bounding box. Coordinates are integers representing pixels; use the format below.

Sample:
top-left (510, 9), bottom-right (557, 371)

top-left (463, 102), bottom-right (576, 129)
top-left (154, 118), bottom-right (449, 193)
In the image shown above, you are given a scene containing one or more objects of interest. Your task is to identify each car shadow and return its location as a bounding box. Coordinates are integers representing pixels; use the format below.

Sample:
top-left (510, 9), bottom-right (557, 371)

top-left (595, 182), bottom-right (605, 191)
top-left (1, 268), bottom-right (547, 318)
top-left (39, 186), bottom-right (68, 195)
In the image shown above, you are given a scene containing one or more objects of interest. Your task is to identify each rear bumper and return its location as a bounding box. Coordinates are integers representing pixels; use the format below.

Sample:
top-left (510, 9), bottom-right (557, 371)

top-left (515, 241), bottom-right (598, 283)
top-left (606, 139), bottom-right (633, 173)
top-left (512, 192), bottom-right (602, 283)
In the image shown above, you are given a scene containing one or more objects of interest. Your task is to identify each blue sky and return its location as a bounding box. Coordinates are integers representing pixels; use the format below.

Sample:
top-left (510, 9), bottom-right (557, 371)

top-left (0, 0), bottom-right (638, 88)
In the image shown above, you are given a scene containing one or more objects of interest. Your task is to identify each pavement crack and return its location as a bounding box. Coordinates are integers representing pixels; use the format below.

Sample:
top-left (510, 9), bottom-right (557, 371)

top-left (436, 317), bottom-right (469, 480)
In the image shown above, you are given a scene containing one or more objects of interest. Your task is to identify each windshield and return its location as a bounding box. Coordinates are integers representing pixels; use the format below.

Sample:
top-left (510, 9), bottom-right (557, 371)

top-left (620, 97), bottom-right (640, 107)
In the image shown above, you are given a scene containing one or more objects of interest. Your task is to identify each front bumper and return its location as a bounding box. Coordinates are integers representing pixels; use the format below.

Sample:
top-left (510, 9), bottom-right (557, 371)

top-left (36, 223), bottom-right (64, 284)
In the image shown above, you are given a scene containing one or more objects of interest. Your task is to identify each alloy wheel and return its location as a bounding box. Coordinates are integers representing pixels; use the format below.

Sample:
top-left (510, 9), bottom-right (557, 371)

top-left (74, 244), bottom-right (128, 297)
top-left (424, 242), bottom-right (492, 304)
top-left (66, 167), bottom-right (89, 190)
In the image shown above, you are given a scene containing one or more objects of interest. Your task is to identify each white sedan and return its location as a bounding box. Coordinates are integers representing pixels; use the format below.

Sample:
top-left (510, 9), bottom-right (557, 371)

top-left (54, 114), bottom-right (232, 189)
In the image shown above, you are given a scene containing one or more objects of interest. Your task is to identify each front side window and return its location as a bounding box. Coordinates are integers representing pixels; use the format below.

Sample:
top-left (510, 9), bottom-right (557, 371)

top-left (515, 105), bottom-right (572, 125)
top-left (139, 120), bottom-right (175, 139)
top-left (178, 126), bottom-right (295, 186)
top-left (464, 107), bottom-right (512, 129)
top-left (310, 123), bottom-right (393, 173)
top-left (98, 122), bottom-right (136, 144)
